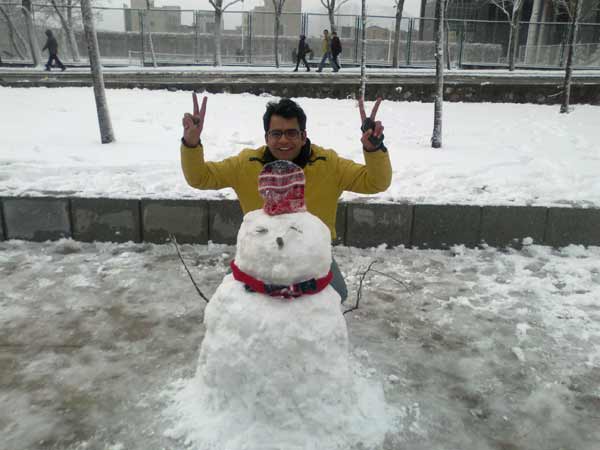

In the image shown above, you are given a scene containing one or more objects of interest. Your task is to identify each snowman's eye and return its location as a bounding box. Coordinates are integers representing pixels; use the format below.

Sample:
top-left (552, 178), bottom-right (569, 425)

top-left (289, 226), bottom-right (302, 233)
top-left (255, 227), bottom-right (268, 234)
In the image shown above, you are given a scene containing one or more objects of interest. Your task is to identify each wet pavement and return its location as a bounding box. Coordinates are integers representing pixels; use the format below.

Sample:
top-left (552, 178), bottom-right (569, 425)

top-left (1, 239), bottom-right (599, 450)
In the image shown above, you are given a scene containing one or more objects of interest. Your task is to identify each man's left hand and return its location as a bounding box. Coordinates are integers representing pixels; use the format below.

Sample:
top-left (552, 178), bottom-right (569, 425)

top-left (359, 97), bottom-right (385, 152)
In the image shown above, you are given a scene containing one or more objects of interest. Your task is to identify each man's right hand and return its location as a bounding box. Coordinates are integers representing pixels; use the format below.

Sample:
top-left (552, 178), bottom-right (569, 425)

top-left (182, 92), bottom-right (207, 147)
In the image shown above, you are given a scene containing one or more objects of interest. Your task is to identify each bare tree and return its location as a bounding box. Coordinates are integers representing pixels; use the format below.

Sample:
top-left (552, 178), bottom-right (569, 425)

top-left (208, 0), bottom-right (243, 66)
top-left (20, 0), bottom-right (43, 66)
top-left (445, 0), bottom-right (452, 70)
top-left (560, 0), bottom-right (582, 113)
top-left (0, 5), bottom-right (28, 60)
top-left (49, 0), bottom-right (80, 61)
top-left (359, 0), bottom-right (367, 100)
top-left (487, 0), bottom-right (525, 71)
top-left (272, 0), bottom-right (286, 68)
top-left (319, 0), bottom-right (350, 33)
top-left (80, 0), bottom-right (115, 144)
top-left (431, 0), bottom-right (446, 148)
top-left (391, 0), bottom-right (405, 68)
top-left (143, 0), bottom-right (157, 67)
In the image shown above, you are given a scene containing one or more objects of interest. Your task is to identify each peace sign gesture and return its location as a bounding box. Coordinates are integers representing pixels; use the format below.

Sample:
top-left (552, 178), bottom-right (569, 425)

top-left (359, 97), bottom-right (385, 152)
top-left (182, 92), bottom-right (207, 147)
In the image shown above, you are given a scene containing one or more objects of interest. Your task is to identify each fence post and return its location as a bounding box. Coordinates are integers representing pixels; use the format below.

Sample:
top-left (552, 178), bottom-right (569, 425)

top-left (194, 11), bottom-right (199, 64)
top-left (354, 15), bottom-right (360, 64)
top-left (458, 19), bottom-right (465, 68)
top-left (248, 12), bottom-right (253, 64)
top-left (406, 17), bottom-right (414, 66)
top-left (139, 10), bottom-right (145, 67)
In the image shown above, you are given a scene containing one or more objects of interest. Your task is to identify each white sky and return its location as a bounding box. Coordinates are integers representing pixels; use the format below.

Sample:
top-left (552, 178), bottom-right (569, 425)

top-left (1, 80), bottom-right (599, 206)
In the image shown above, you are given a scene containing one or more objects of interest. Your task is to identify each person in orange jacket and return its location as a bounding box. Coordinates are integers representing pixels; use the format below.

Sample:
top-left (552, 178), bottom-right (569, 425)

top-left (180, 96), bottom-right (391, 302)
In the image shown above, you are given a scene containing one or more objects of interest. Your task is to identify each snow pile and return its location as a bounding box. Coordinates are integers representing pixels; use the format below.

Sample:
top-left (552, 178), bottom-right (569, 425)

top-left (163, 207), bottom-right (396, 450)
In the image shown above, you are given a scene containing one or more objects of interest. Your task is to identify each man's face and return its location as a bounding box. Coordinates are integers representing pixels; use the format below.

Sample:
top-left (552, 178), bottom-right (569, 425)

top-left (265, 115), bottom-right (306, 161)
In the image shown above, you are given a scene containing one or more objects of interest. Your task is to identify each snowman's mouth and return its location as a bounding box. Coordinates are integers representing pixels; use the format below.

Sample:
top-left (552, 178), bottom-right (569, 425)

top-left (276, 237), bottom-right (284, 249)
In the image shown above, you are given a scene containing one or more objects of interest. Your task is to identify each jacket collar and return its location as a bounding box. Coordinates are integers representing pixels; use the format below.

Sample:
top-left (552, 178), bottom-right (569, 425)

top-left (263, 138), bottom-right (312, 168)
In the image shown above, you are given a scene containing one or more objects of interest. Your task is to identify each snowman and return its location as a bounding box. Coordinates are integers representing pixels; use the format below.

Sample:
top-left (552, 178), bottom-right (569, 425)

top-left (166, 161), bottom-right (393, 450)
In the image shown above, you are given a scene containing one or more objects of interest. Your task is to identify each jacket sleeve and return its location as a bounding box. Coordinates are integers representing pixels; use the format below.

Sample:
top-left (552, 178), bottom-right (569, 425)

top-left (336, 149), bottom-right (392, 194)
top-left (180, 143), bottom-right (241, 190)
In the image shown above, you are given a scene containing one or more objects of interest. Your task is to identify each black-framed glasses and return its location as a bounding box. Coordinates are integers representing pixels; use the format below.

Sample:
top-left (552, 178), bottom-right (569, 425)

top-left (267, 129), bottom-right (302, 140)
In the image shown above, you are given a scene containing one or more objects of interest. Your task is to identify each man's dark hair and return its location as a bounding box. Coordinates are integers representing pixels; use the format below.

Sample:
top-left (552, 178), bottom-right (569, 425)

top-left (263, 98), bottom-right (307, 132)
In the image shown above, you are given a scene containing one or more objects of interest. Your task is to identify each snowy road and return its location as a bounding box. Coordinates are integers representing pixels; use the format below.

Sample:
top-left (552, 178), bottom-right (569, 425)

top-left (1, 239), bottom-right (600, 450)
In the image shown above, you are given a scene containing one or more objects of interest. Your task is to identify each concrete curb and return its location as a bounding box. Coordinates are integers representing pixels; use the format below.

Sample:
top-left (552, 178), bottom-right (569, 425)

top-left (1, 70), bottom-right (600, 104)
top-left (1, 196), bottom-right (598, 249)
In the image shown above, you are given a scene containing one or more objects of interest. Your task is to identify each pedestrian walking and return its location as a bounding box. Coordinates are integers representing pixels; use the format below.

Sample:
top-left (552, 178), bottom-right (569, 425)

top-left (42, 29), bottom-right (66, 71)
top-left (331, 31), bottom-right (342, 71)
top-left (293, 35), bottom-right (312, 72)
top-left (316, 29), bottom-right (339, 73)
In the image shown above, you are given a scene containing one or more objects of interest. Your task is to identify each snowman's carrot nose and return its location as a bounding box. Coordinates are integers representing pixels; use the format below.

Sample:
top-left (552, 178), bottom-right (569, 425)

top-left (276, 237), bottom-right (284, 248)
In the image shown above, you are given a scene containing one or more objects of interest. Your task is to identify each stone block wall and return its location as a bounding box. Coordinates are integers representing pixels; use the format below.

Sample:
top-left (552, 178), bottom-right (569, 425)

top-left (1, 196), bottom-right (599, 249)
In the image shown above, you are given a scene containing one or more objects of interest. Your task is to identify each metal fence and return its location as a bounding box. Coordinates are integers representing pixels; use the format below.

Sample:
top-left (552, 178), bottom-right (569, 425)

top-left (1, 2), bottom-right (599, 69)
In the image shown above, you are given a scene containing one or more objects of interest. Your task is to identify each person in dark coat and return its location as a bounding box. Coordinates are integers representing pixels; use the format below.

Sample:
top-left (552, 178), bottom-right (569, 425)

top-left (331, 31), bottom-right (342, 71)
top-left (293, 35), bottom-right (312, 72)
top-left (42, 29), bottom-right (66, 71)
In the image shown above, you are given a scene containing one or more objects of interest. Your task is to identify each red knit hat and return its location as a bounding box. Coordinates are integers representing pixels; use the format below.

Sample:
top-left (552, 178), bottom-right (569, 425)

top-left (258, 161), bottom-right (306, 216)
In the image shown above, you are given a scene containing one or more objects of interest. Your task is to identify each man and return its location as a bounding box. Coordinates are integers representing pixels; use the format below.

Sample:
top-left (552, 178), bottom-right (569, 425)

top-left (293, 34), bottom-right (312, 72)
top-left (42, 29), bottom-right (66, 71)
top-left (316, 29), bottom-right (338, 73)
top-left (180, 96), bottom-right (391, 302)
top-left (331, 31), bottom-right (342, 71)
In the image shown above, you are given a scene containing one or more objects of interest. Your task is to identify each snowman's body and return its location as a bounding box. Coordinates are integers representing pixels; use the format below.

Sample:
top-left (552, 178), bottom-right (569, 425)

top-left (193, 209), bottom-right (358, 448)
top-left (167, 162), bottom-right (392, 450)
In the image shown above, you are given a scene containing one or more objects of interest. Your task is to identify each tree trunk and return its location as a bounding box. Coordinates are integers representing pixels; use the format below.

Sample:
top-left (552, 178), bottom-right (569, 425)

top-left (214, 9), bottom-right (223, 66)
top-left (21, 3), bottom-right (42, 66)
top-left (431, 0), bottom-right (444, 149)
top-left (50, 0), bottom-right (80, 61)
top-left (0, 6), bottom-right (28, 59)
top-left (274, 14), bottom-right (280, 68)
top-left (145, 1), bottom-right (157, 68)
top-left (508, 8), bottom-right (522, 71)
top-left (560, 0), bottom-right (582, 113)
top-left (444, 16), bottom-right (451, 70)
top-left (359, 0), bottom-right (367, 100)
top-left (67, 0), bottom-right (73, 27)
top-left (328, 5), bottom-right (336, 33)
top-left (80, 0), bottom-right (115, 144)
top-left (392, 1), bottom-right (404, 68)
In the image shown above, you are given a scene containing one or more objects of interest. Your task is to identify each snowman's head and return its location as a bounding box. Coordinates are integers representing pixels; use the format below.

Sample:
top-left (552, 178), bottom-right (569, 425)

top-left (234, 160), bottom-right (332, 286)
top-left (235, 209), bottom-right (332, 286)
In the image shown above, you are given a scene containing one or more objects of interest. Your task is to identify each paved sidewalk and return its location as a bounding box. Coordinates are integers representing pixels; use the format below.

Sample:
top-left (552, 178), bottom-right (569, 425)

top-left (1, 239), bottom-right (599, 450)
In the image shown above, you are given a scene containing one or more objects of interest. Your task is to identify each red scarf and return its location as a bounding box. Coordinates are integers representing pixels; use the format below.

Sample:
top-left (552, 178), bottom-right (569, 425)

top-left (230, 260), bottom-right (333, 299)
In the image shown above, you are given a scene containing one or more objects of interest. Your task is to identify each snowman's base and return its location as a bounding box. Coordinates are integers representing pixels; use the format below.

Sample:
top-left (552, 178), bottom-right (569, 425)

top-left (163, 277), bottom-right (397, 450)
top-left (165, 358), bottom-right (394, 450)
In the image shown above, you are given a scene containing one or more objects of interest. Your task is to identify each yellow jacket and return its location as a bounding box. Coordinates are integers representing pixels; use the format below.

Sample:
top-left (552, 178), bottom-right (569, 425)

top-left (321, 36), bottom-right (331, 54)
top-left (180, 142), bottom-right (392, 239)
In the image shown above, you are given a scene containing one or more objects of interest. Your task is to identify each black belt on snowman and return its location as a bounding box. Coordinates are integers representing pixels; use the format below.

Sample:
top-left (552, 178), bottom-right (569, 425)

top-left (230, 260), bottom-right (333, 299)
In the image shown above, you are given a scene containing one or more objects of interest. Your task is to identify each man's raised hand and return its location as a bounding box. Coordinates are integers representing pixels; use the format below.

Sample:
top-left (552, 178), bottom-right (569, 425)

top-left (358, 97), bottom-right (385, 151)
top-left (182, 92), bottom-right (207, 147)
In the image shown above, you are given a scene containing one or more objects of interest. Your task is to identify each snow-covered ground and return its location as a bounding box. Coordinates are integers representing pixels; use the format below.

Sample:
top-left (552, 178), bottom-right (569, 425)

top-left (1, 87), bottom-right (599, 206)
top-left (1, 239), bottom-right (599, 449)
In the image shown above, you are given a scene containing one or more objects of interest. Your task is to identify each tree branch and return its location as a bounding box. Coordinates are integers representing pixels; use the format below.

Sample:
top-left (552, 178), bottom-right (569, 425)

top-left (223, 0), bottom-right (243, 12)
